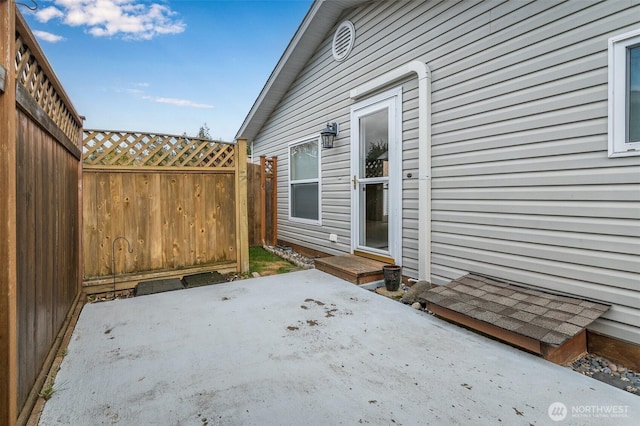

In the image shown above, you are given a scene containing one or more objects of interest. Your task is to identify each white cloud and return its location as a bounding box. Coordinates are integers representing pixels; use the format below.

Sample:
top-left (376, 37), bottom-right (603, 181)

top-left (35, 1), bottom-right (185, 40)
top-left (34, 6), bottom-right (65, 23)
top-left (33, 30), bottom-right (65, 43)
top-left (142, 95), bottom-right (214, 109)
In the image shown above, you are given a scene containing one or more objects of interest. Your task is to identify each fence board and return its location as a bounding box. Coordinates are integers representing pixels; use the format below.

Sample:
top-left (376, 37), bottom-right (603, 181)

top-left (148, 174), bottom-right (163, 270)
top-left (193, 174), bottom-right (206, 264)
top-left (247, 163), bottom-right (261, 246)
top-left (205, 172), bottom-right (220, 260)
top-left (247, 157), bottom-right (277, 247)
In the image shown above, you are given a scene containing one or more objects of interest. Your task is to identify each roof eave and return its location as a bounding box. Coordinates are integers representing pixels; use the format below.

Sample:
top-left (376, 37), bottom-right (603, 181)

top-left (235, 0), bottom-right (364, 142)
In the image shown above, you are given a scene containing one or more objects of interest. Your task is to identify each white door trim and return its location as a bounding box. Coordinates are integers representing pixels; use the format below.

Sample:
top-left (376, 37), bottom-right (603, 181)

top-left (350, 61), bottom-right (431, 280)
top-left (350, 86), bottom-right (403, 264)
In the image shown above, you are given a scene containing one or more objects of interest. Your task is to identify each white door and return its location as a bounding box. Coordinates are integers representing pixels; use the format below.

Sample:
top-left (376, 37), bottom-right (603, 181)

top-left (350, 87), bottom-right (402, 262)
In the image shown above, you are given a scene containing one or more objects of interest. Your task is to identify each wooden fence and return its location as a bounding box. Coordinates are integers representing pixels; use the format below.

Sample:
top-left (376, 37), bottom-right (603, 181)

top-left (247, 156), bottom-right (277, 246)
top-left (82, 130), bottom-right (249, 293)
top-left (1, 6), bottom-right (83, 425)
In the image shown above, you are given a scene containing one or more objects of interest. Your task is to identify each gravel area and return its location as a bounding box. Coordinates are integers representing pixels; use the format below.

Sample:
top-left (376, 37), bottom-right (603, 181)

top-left (568, 353), bottom-right (640, 396)
top-left (263, 244), bottom-right (316, 269)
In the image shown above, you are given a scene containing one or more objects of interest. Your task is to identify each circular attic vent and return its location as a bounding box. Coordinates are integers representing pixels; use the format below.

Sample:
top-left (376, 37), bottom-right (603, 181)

top-left (332, 21), bottom-right (355, 62)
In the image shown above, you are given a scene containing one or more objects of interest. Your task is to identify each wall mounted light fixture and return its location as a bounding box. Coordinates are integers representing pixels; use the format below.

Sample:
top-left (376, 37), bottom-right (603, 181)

top-left (320, 122), bottom-right (339, 148)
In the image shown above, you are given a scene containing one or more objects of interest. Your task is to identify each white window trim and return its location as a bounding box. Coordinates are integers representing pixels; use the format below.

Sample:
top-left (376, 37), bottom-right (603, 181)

top-left (608, 28), bottom-right (640, 157)
top-left (288, 135), bottom-right (322, 225)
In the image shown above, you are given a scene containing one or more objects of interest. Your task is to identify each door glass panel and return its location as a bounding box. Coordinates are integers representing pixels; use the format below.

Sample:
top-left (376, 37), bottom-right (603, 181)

top-left (360, 109), bottom-right (388, 178)
top-left (359, 183), bottom-right (388, 250)
top-left (358, 106), bottom-right (389, 252)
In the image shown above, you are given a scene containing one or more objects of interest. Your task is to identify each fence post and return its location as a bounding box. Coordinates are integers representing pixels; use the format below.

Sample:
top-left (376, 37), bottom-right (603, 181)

top-left (0, 1), bottom-right (18, 424)
top-left (270, 157), bottom-right (278, 246)
top-left (259, 156), bottom-right (266, 245)
top-left (235, 138), bottom-right (249, 273)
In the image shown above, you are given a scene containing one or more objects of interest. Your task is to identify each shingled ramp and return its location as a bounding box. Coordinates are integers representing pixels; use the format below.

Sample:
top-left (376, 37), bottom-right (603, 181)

top-left (418, 274), bottom-right (609, 364)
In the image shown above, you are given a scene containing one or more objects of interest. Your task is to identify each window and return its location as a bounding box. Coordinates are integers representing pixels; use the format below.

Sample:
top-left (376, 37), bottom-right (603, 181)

top-left (289, 137), bottom-right (321, 224)
top-left (609, 29), bottom-right (640, 157)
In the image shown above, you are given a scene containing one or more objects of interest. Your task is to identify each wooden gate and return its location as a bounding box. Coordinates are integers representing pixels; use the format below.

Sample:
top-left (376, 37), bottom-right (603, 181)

top-left (82, 131), bottom-right (249, 293)
top-left (248, 156), bottom-right (278, 246)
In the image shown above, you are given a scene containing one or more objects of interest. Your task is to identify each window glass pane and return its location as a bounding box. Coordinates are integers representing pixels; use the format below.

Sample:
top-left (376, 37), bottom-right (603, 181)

top-left (629, 46), bottom-right (640, 143)
top-left (291, 183), bottom-right (318, 220)
top-left (291, 141), bottom-right (318, 180)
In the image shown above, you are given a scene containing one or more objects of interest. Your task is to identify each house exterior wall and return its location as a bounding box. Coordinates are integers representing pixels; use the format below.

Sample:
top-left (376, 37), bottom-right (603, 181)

top-left (249, 0), bottom-right (640, 345)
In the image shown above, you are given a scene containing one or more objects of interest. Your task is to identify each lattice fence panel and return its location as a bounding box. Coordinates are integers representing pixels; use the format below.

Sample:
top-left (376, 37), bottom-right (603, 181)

top-left (14, 34), bottom-right (82, 142)
top-left (365, 159), bottom-right (384, 178)
top-left (82, 130), bottom-right (236, 168)
top-left (264, 158), bottom-right (275, 176)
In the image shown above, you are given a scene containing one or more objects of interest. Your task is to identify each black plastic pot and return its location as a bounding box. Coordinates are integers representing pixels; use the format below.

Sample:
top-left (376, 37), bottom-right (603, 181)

top-left (383, 265), bottom-right (402, 291)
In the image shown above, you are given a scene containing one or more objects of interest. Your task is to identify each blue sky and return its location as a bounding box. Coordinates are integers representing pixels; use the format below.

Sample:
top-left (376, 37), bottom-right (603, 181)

top-left (20, 0), bottom-right (313, 140)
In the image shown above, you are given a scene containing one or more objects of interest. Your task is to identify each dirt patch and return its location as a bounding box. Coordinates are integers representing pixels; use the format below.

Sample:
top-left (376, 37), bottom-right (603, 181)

top-left (253, 261), bottom-right (300, 276)
top-left (249, 246), bottom-right (300, 277)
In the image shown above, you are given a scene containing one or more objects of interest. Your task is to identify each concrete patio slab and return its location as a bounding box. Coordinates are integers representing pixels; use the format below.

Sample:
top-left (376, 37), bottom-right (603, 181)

top-left (39, 270), bottom-right (637, 425)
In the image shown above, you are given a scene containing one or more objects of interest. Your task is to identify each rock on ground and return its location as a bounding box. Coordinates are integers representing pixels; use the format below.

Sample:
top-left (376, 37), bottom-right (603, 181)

top-left (400, 280), bottom-right (433, 304)
top-left (263, 245), bottom-right (315, 269)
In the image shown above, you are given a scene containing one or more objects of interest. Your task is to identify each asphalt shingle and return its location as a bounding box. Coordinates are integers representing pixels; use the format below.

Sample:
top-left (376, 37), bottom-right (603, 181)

top-left (419, 274), bottom-right (610, 348)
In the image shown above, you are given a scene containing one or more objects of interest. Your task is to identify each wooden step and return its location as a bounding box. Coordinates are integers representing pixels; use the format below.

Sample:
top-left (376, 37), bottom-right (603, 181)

top-left (314, 254), bottom-right (389, 285)
top-left (418, 273), bottom-right (609, 365)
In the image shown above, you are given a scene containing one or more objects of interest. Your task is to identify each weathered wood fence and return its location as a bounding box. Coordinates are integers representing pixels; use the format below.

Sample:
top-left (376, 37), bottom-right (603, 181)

top-left (1, 6), bottom-right (83, 425)
top-left (247, 156), bottom-right (277, 246)
top-left (82, 130), bottom-right (249, 293)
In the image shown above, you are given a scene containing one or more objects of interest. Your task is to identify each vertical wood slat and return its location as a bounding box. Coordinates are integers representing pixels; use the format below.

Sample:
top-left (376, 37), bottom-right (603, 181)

top-left (15, 109), bottom-right (29, 414)
top-left (246, 163), bottom-right (261, 246)
top-left (133, 173), bottom-right (149, 272)
top-left (235, 139), bottom-right (249, 273)
top-left (270, 157), bottom-right (278, 246)
top-left (194, 174), bottom-right (206, 264)
top-left (0, 1), bottom-right (18, 423)
top-left (260, 156), bottom-right (267, 245)
top-left (34, 123), bottom-right (46, 382)
top-left (95, 173), bottom-right (110, 276)
top-left (246, 158), bottom-right (277, 247)
top-left (205, 172), bottom-right (219, 260)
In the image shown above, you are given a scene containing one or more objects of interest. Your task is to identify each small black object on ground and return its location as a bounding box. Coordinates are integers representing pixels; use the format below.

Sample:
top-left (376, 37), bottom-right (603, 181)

top-left (182, 271), bottom-right (226, 289)
top-left (135, 278), bottom-right (185, 296)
